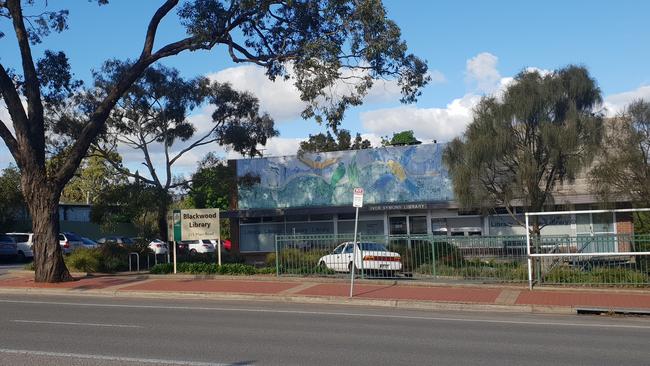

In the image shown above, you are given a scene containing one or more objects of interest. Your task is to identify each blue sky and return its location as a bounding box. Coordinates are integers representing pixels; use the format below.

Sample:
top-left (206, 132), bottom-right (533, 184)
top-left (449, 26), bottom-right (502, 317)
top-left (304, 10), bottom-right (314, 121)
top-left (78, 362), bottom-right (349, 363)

top-left (2, 0), bottom-right (650, 176)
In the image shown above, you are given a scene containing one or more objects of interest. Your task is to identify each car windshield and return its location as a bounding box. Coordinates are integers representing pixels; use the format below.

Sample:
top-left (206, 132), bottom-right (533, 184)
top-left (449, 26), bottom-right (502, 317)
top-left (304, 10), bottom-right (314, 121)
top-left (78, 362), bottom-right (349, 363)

top-left (121, 237), bottom-right (134, 244)
top-left (359, 243), bottom-right (388, 251)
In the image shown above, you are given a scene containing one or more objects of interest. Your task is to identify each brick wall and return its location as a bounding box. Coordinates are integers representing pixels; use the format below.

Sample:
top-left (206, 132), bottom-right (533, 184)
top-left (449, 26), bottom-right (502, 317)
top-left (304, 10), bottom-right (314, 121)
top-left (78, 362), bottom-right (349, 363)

top-left (616, 212), bottom-right (634, 252)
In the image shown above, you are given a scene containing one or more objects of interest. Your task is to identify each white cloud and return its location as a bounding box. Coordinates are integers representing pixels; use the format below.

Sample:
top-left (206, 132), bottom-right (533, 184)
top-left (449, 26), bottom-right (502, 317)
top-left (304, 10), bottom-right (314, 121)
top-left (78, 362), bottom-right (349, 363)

top-left (361, 93), bottom-right (481, 142)
top-left (603, 85), bottom-right (650, 116)
top-left (465, 52), bottom-right (501, 93)
top-left (209, 65), bottom-right (305, 122)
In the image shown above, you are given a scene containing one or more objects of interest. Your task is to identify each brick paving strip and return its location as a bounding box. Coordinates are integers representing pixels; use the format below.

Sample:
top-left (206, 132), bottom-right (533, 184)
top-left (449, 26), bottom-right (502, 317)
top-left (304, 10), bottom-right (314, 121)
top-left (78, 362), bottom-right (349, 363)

top-left (494, 289), bottom-right (521, 305)
top-left (2, 272), bottom-right (650, 313)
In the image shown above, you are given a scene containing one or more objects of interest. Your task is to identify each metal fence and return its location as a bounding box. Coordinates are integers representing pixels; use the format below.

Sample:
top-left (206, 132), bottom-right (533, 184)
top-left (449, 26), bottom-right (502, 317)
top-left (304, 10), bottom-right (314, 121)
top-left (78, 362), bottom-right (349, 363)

top-left (273, 234), bottom-right (650, 286)
top-left (529, 234), bottom-right (650, 287)
top-left (274, 234), bottom-right (529, 283)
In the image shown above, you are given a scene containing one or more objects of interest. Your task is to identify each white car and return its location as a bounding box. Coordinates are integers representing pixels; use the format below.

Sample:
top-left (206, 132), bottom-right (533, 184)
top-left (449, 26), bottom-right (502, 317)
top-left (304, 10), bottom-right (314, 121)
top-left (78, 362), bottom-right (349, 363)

top-left (6, 233), bottom-right (34, 262)
top-left (148, 239), bottom-right (169, 255)
top-left (318, 242), bottom-right (402, 274)
top-left (180, 239), bottom-right (215, 255)
top-left (58, 232), bottom-right (85, 254)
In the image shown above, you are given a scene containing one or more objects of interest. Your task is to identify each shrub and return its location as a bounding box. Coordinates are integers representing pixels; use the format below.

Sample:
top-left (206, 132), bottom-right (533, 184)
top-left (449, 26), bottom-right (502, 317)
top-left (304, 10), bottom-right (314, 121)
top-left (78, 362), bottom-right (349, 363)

top-left (150, 263), bottom-right (173, 274)
top-left (65, 248), bottom-right (102, 272)
top-left (148, 262), bottom-right (264, 275)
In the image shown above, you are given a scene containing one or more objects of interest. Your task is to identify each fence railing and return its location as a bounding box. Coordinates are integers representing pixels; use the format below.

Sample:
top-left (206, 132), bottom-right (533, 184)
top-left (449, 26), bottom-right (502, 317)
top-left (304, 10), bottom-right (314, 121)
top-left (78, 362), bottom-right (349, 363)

top-left (274, 234), bottom-right (530, 283)
top-left (529, 234), bottom-right (650, 287)
top-left (273, 234), bottom-right (650, 287)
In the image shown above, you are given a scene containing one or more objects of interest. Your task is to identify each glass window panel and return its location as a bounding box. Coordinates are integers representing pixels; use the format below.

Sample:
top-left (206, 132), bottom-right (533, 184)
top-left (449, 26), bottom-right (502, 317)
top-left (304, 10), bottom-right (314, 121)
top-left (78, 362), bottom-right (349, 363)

top-left (389, 217), bottom-right (407, 235)
top-left (409, 216), bottom-right (428, 235)
top-left (592, 212), bottom-right (614, 233)
top-left (240, 223), bottom-right (284, 252)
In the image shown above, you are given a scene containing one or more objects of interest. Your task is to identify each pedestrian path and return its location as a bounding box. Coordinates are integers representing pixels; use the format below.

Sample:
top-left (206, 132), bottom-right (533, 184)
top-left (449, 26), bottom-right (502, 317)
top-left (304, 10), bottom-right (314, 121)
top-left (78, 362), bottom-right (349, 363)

top-left (1, 273), bottom-right (650, 314)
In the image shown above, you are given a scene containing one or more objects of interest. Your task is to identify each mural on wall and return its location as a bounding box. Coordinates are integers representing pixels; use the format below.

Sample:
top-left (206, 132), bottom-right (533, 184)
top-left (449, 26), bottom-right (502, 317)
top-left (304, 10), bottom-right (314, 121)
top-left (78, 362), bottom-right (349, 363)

top-left (236, 143), bottom-right (454, 209)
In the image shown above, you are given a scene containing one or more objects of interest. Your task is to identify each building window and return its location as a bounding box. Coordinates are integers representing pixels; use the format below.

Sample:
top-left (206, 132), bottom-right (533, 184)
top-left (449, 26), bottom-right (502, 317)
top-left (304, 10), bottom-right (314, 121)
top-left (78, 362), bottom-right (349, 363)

top-left (409, 216), bottom-right (428, 235)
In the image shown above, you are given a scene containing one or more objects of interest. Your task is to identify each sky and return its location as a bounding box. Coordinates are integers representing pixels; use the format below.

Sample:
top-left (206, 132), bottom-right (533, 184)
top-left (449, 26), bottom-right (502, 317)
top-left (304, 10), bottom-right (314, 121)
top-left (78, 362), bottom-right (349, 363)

top-left (2, 0), bottom-right (650, 180)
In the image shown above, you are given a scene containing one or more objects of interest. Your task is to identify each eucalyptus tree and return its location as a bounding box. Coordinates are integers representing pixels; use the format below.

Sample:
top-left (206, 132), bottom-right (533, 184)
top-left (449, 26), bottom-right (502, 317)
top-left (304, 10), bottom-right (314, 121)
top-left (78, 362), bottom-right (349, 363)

top-left (0, 0), bottom-right (429, 282)
top-left (590, 100), bottom-right (650, 233)
top-left (92, 62), bottom-right (276, 238)
top-left (590, 100), bottom-right (650, 206)
top-left (443, 66), bottom-right (603, 234)
top-left (298, 129), bottom-right (371, 154)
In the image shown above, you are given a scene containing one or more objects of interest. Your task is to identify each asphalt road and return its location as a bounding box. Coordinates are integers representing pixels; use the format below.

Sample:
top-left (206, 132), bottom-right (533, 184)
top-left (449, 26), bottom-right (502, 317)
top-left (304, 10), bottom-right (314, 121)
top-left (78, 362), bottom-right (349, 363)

top-left (0, 294), bottom-right (649, 366)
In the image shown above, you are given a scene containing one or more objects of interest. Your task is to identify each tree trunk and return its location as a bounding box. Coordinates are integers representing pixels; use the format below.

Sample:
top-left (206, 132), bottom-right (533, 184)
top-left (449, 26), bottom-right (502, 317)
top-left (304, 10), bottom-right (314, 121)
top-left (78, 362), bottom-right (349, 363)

top-left (157, 197), bottom-right (171, 241)
top-left (26, 185), bottom-right (72, 283)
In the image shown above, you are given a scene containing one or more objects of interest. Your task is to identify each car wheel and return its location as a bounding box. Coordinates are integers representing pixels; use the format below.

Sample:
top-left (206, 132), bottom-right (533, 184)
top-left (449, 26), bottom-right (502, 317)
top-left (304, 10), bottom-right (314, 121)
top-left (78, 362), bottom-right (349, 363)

top-left (189, 249), bottom-right (197, 256)
top-left (348, 262), bottom-right (356, 274)
top-left (318, 261), bottom-right (328, 271)
top-left (16, 251), bottom-right (26, 263)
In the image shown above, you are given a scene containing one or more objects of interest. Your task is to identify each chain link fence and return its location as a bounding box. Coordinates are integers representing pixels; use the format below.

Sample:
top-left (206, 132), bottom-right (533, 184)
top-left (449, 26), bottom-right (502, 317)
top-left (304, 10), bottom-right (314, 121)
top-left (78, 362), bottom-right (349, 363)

top-left (273, 234), bottom-right (650, 286)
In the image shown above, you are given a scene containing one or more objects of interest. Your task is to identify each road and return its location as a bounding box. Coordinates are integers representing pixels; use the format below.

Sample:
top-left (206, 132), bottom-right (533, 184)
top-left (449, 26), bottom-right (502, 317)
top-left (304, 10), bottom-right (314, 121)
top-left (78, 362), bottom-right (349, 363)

top-left (0, 294), bottom-right (649, 366)
top-left (0, 261), bottom-right (24, 276)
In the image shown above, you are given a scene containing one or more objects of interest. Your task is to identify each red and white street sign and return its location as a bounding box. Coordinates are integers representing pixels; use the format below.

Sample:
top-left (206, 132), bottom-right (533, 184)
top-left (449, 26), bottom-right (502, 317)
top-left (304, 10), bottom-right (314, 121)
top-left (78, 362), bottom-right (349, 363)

top-left (353, 187), bottom-right (364, 208)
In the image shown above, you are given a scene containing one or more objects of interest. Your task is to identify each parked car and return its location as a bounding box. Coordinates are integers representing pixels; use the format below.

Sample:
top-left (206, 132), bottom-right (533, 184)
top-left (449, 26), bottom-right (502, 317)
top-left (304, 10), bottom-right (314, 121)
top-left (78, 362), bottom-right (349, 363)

top-left (0, 234), bottom-right (18, 261)
top-left (202, 239), bottom-right (231, 252)
top-left (97, 236), bottom-right (135, 247)
top-left (180, 239), bottom-right (215, 255)
top-left (81, 237), bottom-right (99, 249)
top-left (148, 239), bottom-right (169, 255)
top-left (6, 232), bottom-right (34, 262)
top-left (318, 242), bottom-right (402, 274)
top-left (58, 232), bottom-right (85, 254)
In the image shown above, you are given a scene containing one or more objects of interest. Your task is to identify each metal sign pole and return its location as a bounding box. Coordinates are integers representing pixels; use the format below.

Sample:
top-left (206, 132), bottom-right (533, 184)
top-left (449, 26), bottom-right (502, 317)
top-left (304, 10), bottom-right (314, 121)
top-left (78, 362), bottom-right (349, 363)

top-left (349, 205), bottom-right (360, 298)
top-left (217, 240), bottom-right (222, 266)
top-left (349, 187), bottom-right (364, 298)
top-left (173, 241), bottom-right (177, 274)
top-left (525, 214), bottom-right (532, 290)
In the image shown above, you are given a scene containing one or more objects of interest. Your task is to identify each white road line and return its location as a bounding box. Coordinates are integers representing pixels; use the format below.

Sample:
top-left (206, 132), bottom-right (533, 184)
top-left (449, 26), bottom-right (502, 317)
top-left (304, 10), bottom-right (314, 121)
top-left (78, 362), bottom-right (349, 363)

top-left (1, 298), bottom-right (649, 330)
top-left (12, 319), bottom-right (142, 328)
top-left (0, 348), bottom-right (227, 366)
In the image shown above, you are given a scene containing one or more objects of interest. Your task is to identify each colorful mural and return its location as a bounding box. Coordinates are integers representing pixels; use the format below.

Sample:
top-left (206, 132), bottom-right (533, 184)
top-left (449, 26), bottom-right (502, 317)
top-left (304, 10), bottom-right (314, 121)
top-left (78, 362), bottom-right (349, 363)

top-left (236, 143), bottom-right (454, 209)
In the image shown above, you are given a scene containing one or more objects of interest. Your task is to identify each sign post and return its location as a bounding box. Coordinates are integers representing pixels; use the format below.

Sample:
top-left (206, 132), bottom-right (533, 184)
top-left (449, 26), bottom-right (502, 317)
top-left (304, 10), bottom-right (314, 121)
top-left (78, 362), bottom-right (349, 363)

top-left (168, 208), bottom-right (220, 274)
top-left (350, 187), bottom-right (364, 298)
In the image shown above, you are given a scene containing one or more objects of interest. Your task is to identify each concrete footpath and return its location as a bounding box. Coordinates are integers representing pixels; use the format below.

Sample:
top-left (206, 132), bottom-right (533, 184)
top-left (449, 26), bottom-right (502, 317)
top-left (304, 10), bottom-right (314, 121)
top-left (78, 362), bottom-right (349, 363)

top-left (1, 271), bottom-right (650, 314)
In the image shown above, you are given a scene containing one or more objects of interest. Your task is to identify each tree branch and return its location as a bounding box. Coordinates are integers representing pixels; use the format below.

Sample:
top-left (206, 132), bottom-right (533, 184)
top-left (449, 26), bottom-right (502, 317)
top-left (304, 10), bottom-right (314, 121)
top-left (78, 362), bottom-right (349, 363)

top-left (140, 0), bottom-right (179, 58)
top-left (0, 64), bottom-right (28, 159)
top-left (7, 0), bottom-right (45, 154)
top-left (90, 146), bottom-right (156, 186)
top-left (168, 123), bottom-right (221, 166)
top-left (0, 119), bottom-right (19, 162)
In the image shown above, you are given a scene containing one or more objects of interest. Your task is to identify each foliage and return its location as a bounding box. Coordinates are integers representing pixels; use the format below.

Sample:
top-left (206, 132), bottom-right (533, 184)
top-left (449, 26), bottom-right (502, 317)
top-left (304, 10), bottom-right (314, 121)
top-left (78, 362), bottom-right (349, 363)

top-left (65, 248), bottom-right (102, 273)
top-left (269, 249), bottom-right (336, 275)
top-left (443, 66), bottom-right (603, 233)
top-left (298, 129), bottom-right (371, 154)
top-left (188, 153), bottom-right (235, 211)
top-left (380, 130), bottom-right (421, 146)
top-left (60, 150), bottom-right (127, 204)
top-left (634, 212), bottom-right (650, 235)
top-left (91, 181), bottom-right (161, 239)
top-left (62, 243), bottom-right (145, 273)
top-left (0, 165), bottom-right (24, 232)
top-left (590, 100), bottom-right (650, 208)
top-left (544, 266), bottom-right (649, 286)
top-left (149, 262), bottom-right (266, 276)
